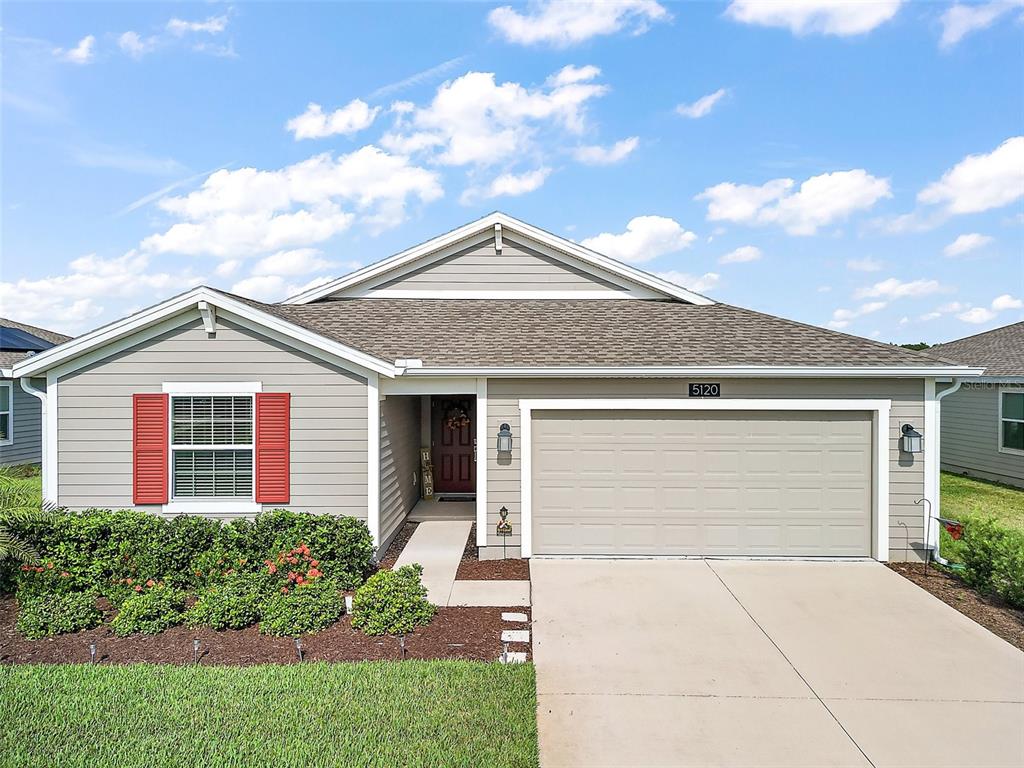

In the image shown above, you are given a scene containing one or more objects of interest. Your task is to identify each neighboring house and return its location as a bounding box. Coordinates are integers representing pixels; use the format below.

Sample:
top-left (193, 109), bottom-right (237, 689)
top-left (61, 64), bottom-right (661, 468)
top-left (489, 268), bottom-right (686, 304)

top-left (12, 214), bottom-right (982, 562)
top-left (0, 319), bottom-right (71, 467)
top-left (931, 322), bottom-right (1024, 489)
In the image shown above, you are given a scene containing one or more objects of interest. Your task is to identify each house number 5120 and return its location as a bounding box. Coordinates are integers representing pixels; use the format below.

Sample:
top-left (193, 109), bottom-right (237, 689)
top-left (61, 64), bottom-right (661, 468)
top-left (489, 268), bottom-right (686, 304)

top-left (688, 383), bottom-right (721, 397)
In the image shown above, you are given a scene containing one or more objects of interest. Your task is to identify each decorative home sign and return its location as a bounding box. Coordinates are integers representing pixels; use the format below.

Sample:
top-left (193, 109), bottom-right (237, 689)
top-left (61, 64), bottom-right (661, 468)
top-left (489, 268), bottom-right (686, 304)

top-left (496, 506), bottom-right (513, 537)
top-left (689, 383), bottom-right (721, 397)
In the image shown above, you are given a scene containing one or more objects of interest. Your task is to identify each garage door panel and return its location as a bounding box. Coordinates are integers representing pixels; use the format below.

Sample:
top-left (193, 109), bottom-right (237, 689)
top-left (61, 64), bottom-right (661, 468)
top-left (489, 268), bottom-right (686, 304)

top-left (532, 410), bottom-right (872, 557)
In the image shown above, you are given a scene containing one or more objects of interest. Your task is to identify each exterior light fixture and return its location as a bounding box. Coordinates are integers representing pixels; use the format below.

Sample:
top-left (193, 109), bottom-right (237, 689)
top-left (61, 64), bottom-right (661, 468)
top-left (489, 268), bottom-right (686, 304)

top-left (399, 634), bottom-right (407, 660)
top-left (294, 637), bottom-right (304, 662)
top-left (193, 637), bottom-right (201, 664)
top-left (497, 423), bottom-right (513, 454)
top-left (901, 424), bottom-right (923, 454)
top-left (89, 642), bottom-right (97, 664)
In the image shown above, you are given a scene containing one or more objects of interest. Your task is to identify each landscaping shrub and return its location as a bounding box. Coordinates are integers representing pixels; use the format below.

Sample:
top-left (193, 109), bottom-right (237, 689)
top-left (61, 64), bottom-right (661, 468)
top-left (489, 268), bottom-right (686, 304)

top-left (259, 578), bottom-right (344, 636)
top-left (185, 571), bottom-right (275, 630)
top-left (111, 584), bottom-right (187, 636)
top-left (15, 592), bottom-right (102, 639)
top-left (351, 564), bottom-right (436, 636)
top-left (959, 515), bottom-right (1024, 609)
top-left (14, 561), bottom-right (80, 598)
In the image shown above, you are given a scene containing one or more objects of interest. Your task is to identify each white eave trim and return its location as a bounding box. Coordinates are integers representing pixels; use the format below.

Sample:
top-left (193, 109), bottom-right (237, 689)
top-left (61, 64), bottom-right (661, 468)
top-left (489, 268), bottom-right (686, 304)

top-left (282, 212), bottom-right (715, 306)
top-left (11, 286), bottom-right (398, 380)
top-left (397, 365), bottom-right (986, 378)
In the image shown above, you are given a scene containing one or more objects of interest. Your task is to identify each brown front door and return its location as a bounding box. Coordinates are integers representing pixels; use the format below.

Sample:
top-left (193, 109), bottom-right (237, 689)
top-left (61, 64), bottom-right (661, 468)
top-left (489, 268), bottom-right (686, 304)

top-left (431, 397), bottom-right (476, 494)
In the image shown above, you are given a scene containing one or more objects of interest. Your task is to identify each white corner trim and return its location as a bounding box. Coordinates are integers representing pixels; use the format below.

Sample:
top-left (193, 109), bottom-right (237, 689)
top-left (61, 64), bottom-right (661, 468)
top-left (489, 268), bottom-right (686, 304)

top-left (517, 398), bottom-right (893, 561)
top-left (45, 371), bottom-right (58, 505)
top-left (0, 381), bottom-right (12, 447)
top-left (476, 377), bottom-right (488, 548)
top-left (162, 381), bottom-right (262, 394)
top-left (923, 378), bottom-right (938, 549)
top-left (367, 373), bottom-right (381, 547)
top-left (163, 500), bottom-right (262, 516)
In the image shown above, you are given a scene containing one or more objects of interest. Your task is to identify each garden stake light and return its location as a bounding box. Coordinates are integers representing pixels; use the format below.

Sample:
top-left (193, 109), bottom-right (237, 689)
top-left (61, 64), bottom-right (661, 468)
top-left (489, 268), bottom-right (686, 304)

top-left (89, 643), bottom-right (97, 664)
top-left (193, 638), bottom-right (200, 664)
top-left (501, 641), bottom-right (509, 664)
top-left (294, 637), bottom-right (303, 662)
top-left (399, 634), bottom-right (406, 660)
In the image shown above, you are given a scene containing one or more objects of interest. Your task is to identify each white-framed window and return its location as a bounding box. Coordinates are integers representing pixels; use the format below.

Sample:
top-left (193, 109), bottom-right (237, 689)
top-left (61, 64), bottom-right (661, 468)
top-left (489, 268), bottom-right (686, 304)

top-left (999, 388), bottom-right (1024, 455)
top-left (0, 381), bottom-right (12, 446)
top-left (170, 394), bottom-right (254, 499)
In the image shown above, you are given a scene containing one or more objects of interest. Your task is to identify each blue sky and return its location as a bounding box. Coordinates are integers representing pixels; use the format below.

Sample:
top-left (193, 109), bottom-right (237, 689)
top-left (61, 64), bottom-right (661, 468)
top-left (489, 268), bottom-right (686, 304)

top-left (2, 1), bottom-right (1022, 343)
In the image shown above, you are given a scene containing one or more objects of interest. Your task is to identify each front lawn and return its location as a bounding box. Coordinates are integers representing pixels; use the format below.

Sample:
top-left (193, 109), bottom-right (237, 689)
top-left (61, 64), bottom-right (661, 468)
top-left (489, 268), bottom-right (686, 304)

top-left (941, 471), bottom-right (1024, 532)
top-left (0, 661), bottom-right (538, 768)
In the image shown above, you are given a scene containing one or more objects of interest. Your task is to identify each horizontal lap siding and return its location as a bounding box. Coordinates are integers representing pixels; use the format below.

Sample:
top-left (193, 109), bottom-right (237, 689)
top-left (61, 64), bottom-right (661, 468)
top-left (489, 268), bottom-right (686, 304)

top-left (0, 380), bottom-right (44, 466)
top-left (941, 384), bottom-right (1024, 487)
top-left (378, 396), bottom-right (421, 547)
top-left (485, 378), bottom-right (926, 561)
top-left (57, 316), bottom-right (368, 518)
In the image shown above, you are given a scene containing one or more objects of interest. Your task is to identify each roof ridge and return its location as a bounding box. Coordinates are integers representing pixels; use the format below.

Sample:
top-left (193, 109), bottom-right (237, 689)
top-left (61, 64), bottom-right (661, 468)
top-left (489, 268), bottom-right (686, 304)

top-left (931, 320), bottom-right (1024, 349)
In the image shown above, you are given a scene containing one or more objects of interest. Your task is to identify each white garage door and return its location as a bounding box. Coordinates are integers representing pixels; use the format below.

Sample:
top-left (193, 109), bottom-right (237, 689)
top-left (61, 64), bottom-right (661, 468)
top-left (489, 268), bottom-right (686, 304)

top-left (531, 410), bottom-right (873, 557)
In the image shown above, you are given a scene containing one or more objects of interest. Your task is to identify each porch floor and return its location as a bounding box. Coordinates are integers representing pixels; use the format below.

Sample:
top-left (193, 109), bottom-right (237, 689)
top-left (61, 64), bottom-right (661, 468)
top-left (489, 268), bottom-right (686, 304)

top-left (407, 498), bottom-right (475, 522)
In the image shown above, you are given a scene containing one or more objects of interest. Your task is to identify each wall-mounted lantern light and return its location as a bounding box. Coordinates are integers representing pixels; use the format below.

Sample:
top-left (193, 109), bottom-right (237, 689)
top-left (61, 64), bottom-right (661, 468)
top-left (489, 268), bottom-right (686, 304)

top-left (497, 423), bottom-right (513, 454)
top-left (901, 424), bottom-right (923, 454)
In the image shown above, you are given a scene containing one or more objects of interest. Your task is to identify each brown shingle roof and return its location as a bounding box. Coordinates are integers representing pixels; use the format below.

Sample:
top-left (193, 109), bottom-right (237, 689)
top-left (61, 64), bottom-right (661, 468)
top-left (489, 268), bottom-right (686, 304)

top-left (930, 321), bottom-right (1024, 377)
top-left (0, 317), bottom-right (72, 370)
top-left (232, 297), bottom-right (961, 369)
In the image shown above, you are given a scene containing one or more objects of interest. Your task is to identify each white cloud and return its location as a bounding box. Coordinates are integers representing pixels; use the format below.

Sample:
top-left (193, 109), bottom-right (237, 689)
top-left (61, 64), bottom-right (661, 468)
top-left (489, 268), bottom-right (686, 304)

top-left (992, 294), bottom-right (1024, 311)
top-left (855, 277), bottom-right (943, 300)
top-left (118, 31), bottom-right (159, 59)
top-left (918, 137), bottom-right (1024, 215)
top-left (488, 0), bottom-right (670, 47)
top-left (944, 232), bottom-right (994, 257)
top-left (369, 56), bottom-right (468, 100)
top-left (215, 260), bottom-right (241, 278)
top-left (462, 167), bottom-right (551, 203)
top-left (381, 67), bottom-right (608, 167)
top-left (286, 99), bottom-right (381, 140)
top-left (141, 146), bottom-right (443, 258)
top-left (252, 248), bottom-right (338, 277)
top-left (230, 275), bottom-right (333, 303)
top-left (697, 169), bottom-right (891, 235)
top-left (70, 142), bottom-right (185, 176)
top-left (581, 215), bottom-right (697, 263)
top-left (573, 136), bottom-right (639, 165)
top-left (940, 1), bottom-right (1024, 49)
top-left (719, 245), bottom-right (762, 264)
top-left (725, 0), bottom-right (902, 36)
top-left (167, 15), bottom-right (229, 36)
top-left (0, 251), bottom-right (201, 334)
top-left (828, 300), bottom-right (888, 329)
top-left (676, 88), bottom-right (728, 119)
top-left (817, 285), bottom-right (832, 293)
top-left (847, 256), bottom-right (883, 272)
top-left (54, 35), bottom-right (95, 65)
top-left (656, 271), bottom-right (720, 294)
top-left (958, 307), bottom-right (996, 324)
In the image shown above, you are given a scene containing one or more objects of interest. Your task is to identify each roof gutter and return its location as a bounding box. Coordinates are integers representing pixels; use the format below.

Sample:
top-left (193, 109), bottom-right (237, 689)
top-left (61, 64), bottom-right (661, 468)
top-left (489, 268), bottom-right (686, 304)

top-left (397, 365), bottom-right (986, 378)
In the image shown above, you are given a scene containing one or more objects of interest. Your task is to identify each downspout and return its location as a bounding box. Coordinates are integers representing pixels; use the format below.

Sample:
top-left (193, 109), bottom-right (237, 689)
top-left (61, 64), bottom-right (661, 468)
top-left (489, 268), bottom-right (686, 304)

top-left (929, 378), bottom-right (964, 565)
top-left (19, 377), bottom-right (48, 497)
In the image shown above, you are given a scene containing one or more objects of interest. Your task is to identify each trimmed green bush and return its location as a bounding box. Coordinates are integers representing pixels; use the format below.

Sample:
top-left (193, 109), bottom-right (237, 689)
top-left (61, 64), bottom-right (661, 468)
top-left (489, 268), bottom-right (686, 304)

top-left (351, 564), bottom-right (436, 636)
top-left (15, 592), bottom-right (102, 639)
top-left (185, 571), bottom-right (274, 630)
top-left (959, 515), bottom-right (1024, 608)
top-left (259, 578), bottom-right (343, 637)
top-left (111, 585), bottom-right (187, 636)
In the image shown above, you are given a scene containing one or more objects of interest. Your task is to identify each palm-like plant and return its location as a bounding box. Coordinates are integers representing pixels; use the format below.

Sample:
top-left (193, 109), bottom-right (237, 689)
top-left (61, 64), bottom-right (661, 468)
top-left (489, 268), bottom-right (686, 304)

top-left (0, 469), bottom-right (56, 564)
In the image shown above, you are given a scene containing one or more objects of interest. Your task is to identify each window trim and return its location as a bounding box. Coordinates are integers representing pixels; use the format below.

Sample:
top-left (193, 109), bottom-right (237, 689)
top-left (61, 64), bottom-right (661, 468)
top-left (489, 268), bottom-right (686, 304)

top-left (998, 386), bottom-right (1024, 456)
top-left (0, 381), bottom-right (12, 446)
top-left (162, 382), bottom-right (262, 511)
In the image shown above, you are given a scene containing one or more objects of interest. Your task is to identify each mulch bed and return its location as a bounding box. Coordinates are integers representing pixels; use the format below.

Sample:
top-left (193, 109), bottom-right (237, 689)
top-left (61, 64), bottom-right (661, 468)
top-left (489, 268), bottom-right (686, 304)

top-left (456, 524), bottom-right (530, 581)
top-left (888, 562), bottom-right (1024, 651)
top-left (0, 596), bottom-right (532, 665)
top-left (377, 521), bottom-right (419, 570)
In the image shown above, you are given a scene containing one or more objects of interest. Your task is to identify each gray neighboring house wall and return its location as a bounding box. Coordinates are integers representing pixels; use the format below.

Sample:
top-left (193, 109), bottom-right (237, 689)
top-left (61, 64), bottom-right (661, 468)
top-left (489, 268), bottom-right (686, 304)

top-left (0, 318), bottom-right (70, 467)
top-left (931, 322), bottom-right (1024, 489)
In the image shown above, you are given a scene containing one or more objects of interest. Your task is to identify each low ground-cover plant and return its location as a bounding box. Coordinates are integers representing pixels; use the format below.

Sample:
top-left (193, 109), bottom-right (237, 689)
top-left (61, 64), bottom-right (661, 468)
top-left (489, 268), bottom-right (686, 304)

top-left (259, 578), bottom-right (344, 636)
top-left (111, 584), bottom-right (187, 636)
top-left (15, 592), bottom-right (102, 639)
top-left (352, 563), bottom-right (436, 636)
top-left (958, 515), bottom-right (1024, 608)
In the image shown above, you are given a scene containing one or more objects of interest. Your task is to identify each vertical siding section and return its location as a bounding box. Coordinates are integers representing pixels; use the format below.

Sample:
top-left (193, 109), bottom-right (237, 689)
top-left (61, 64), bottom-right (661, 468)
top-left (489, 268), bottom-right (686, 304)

top-left (378, 396), bottom-right (422, 547)
top-left (485, 378), bottom-right (926, 561)
top-left (941, 384), bottom-right (1024, 488)
top-left (0, 379), bottom-right (43, 467)
top-left (57, 316), bottom-right (368, 518)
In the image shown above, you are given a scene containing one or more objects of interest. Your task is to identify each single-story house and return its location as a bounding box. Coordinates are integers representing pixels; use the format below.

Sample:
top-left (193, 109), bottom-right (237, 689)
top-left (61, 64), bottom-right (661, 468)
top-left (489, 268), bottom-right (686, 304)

top-left (931, 322), bottom-right (1023, 489)
top-left (11, 213), bottom-right (983, 562)
top-left (1, 318), bottom-right (71, 467)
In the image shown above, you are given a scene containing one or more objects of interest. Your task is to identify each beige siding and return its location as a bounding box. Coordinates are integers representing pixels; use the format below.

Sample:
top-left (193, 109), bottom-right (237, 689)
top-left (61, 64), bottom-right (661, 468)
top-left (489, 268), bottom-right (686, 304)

top-left (376, 237), bottom-right (627, 293)
top-left (0, 379), bottom-right (44, 466)
top-left (485, 378), bottom-right (927, 561)
top-left (57, 316), bottom-right (369, 518)
top-left (941, 383), bottom-right (1024, 488)
top-left (379, 395), bottom-right (422, 546)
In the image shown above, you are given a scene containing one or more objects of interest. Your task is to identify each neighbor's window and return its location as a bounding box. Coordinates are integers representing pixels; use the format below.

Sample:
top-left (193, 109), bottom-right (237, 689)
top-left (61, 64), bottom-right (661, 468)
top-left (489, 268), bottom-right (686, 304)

top-left (0, 382), bottom-right (11, 445)
top-left (171, 395), bottom-right (253, 498)
top-left (1000, 390), bottom-right (1024, 454)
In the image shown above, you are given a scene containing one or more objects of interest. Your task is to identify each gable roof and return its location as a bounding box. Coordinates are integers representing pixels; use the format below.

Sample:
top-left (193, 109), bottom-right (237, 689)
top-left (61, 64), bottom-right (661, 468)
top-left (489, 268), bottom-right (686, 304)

top-left (931, 321), bottom-right (1024, 377)
top-left (0, 317), bottom-right (72, 371)
top-left (283, 212), bottom-right (715, 305)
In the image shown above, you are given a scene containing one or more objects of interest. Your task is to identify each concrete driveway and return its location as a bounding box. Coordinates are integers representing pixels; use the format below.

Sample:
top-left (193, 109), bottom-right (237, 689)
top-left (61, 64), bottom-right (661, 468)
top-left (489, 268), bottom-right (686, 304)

top-left (532, 559), bottom-right (1024, 768)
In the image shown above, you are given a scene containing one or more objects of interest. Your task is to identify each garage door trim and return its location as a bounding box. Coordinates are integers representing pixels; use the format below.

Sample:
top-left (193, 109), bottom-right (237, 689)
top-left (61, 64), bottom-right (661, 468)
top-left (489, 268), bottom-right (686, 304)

top-left (519, 398), bottom-right (891, 560)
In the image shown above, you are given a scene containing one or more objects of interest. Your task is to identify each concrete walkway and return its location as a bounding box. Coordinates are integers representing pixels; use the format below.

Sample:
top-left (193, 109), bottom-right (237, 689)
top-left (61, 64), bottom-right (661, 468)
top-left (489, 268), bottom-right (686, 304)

top-left (532, 559), bottom-right (1024, 768)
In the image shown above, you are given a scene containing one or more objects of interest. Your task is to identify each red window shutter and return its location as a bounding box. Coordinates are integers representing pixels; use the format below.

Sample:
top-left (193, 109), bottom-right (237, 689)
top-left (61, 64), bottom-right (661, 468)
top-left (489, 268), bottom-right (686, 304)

top-left (256, 392), bottom-right (290, 504)
top-left (133, 394), bottom-right (168, 505)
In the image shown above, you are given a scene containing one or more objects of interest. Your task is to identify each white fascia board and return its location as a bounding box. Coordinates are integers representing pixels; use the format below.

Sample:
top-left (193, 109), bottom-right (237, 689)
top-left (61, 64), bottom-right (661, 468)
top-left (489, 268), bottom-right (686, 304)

top-left (12, 286), bottom-right (397, 380)
top-left (0, 368), bottom-right (11, 378)
top-left (398, 365), bottom-right (986, 379)
top-left (282, 212), bottom-right (714, 306)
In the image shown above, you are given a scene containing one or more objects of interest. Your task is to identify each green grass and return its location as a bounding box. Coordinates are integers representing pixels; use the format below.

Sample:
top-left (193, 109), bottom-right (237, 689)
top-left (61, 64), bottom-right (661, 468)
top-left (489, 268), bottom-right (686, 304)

top-left (0, 661), bottom-right (538, 768)
top-left (940, 471), bottom-right (1024, 562)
